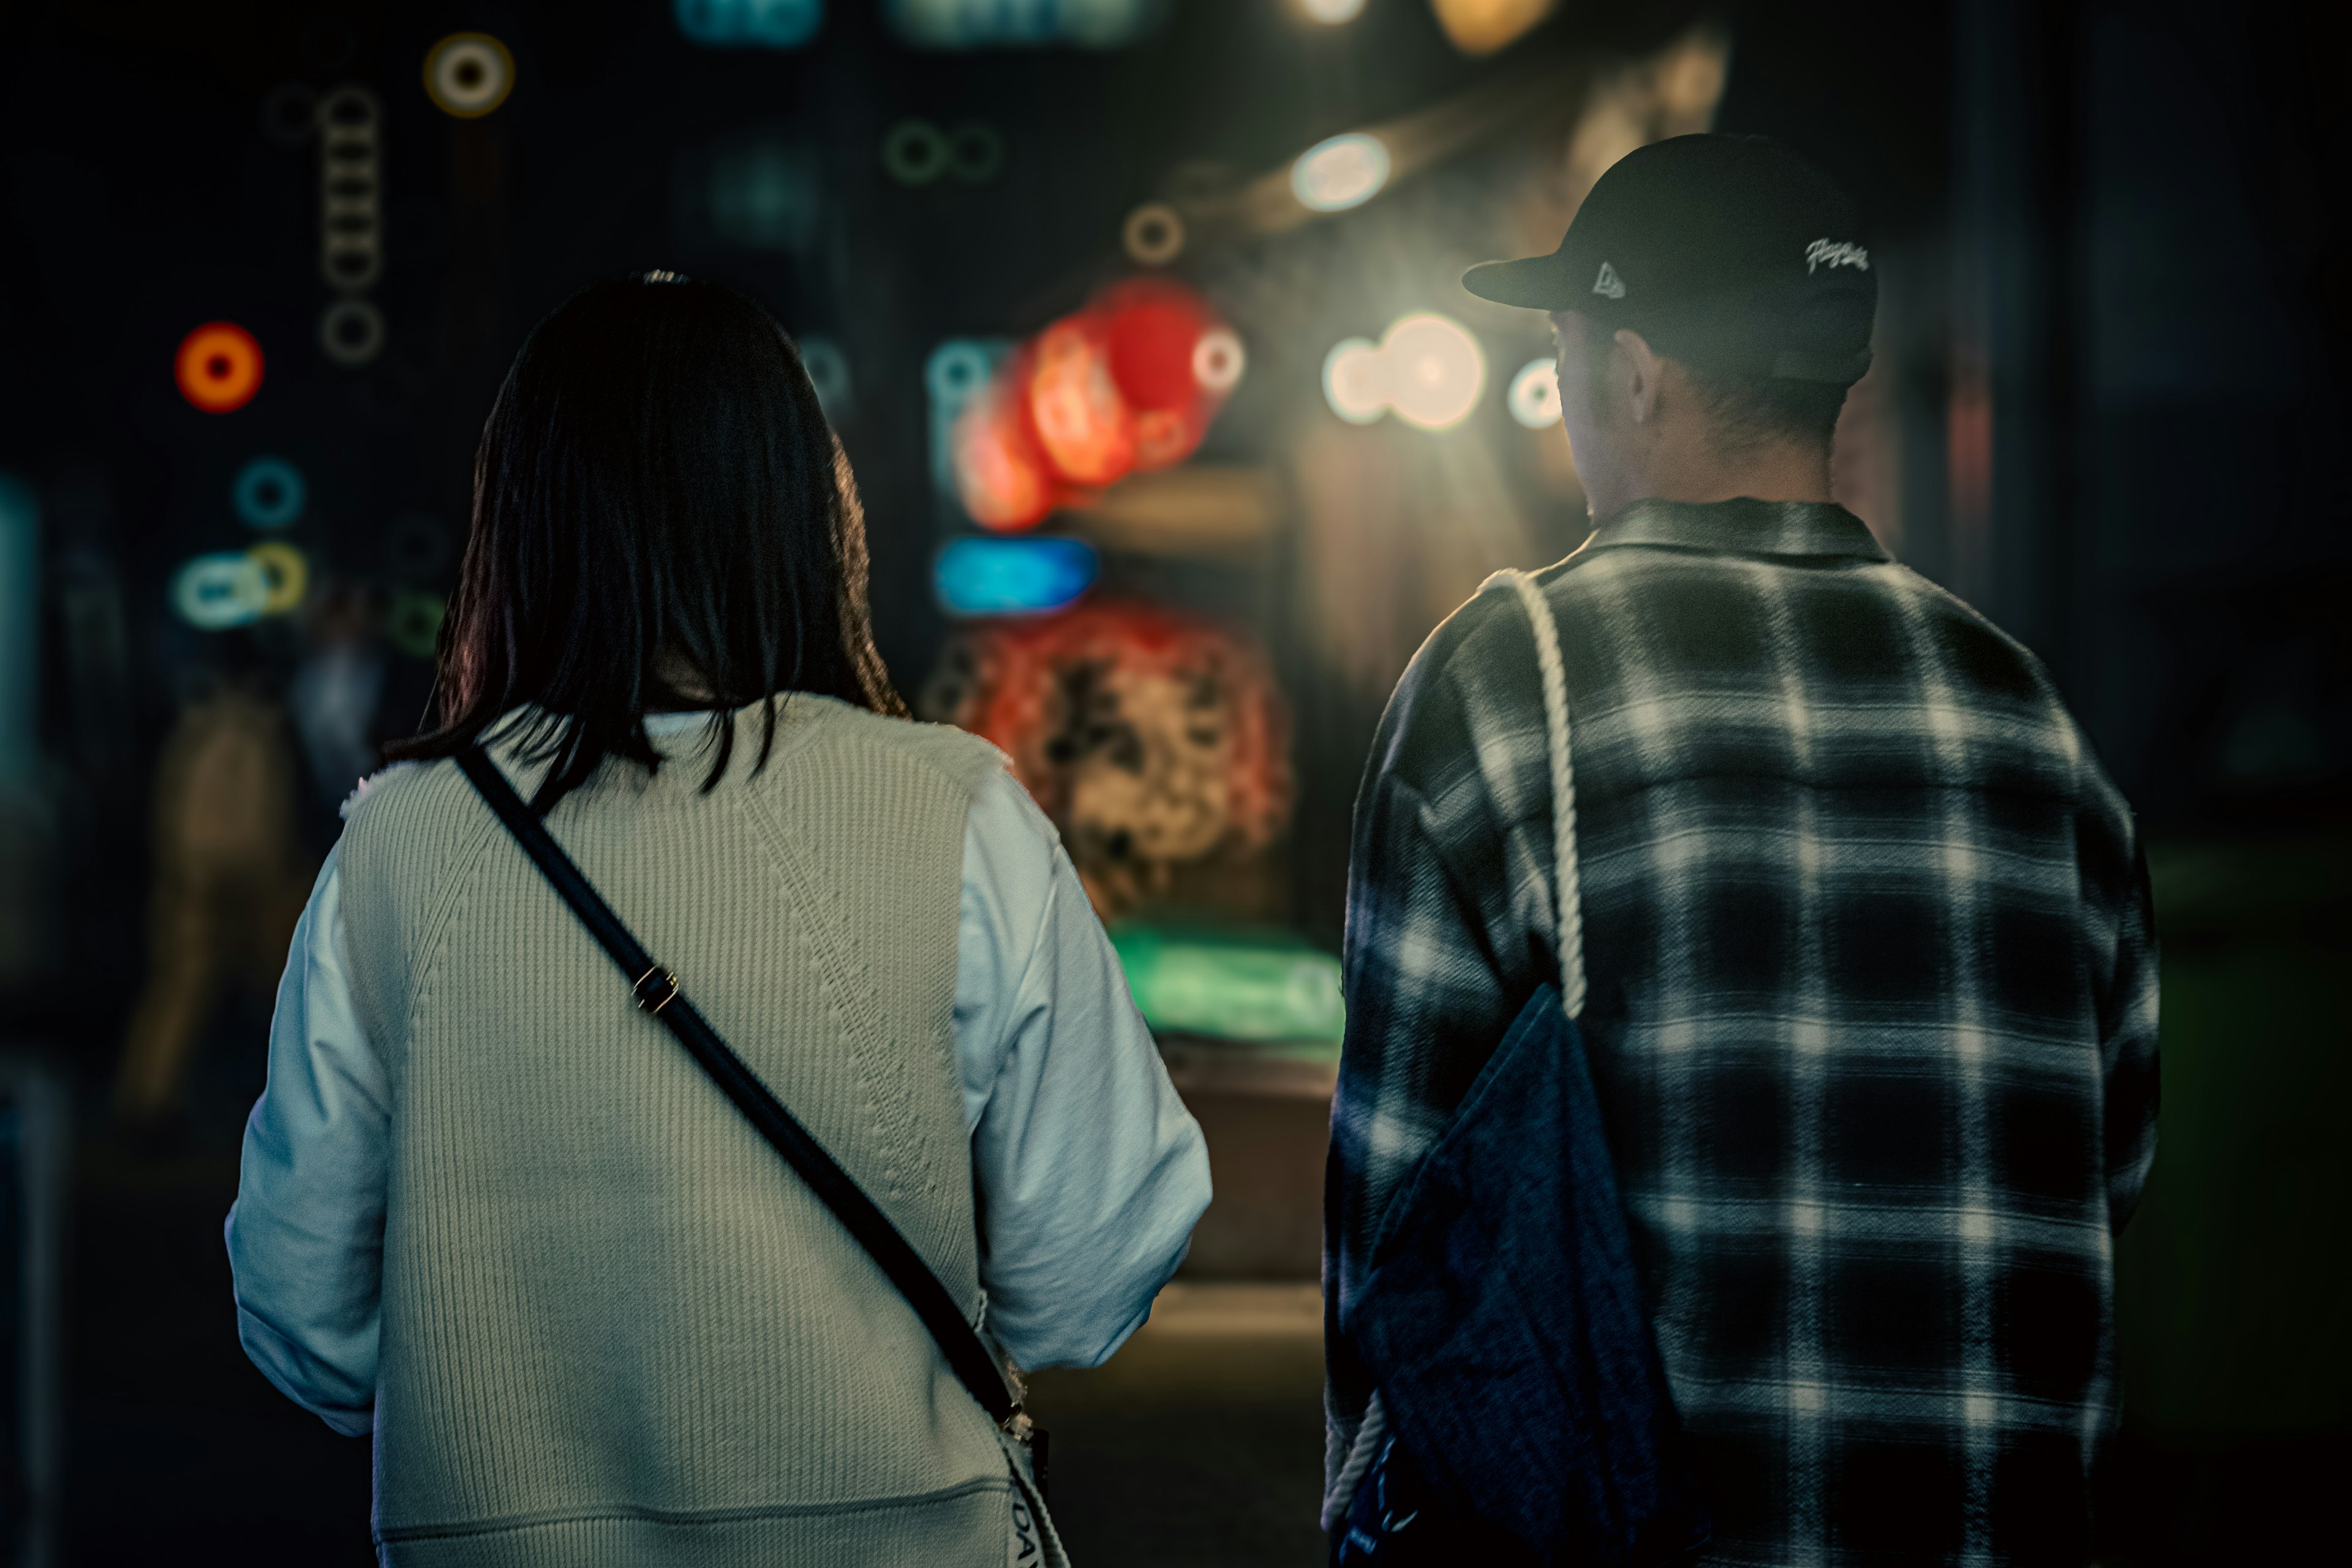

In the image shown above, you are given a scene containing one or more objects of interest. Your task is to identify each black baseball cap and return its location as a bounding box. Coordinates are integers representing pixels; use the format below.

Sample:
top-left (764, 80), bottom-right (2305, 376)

top-left (1463, 134), bottom-right (1875, 385)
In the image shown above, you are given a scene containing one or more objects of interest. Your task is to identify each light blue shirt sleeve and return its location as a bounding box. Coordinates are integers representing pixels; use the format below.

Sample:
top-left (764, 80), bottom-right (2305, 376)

top-left (225, 849), bottom-right (388, 1438)
top-left (954, 769), bottom-right (1212, 1368)
top-left (227, 760), bottom-right (1212, 1432)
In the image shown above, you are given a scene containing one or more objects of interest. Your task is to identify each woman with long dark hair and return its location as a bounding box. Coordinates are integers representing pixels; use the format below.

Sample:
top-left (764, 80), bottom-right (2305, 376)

top-left (225, 274), bottom-right (1210, 1566)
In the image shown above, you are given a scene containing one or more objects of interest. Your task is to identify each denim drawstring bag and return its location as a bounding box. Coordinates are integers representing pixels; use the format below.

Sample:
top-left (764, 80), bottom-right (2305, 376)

top-left (1336, 570), bottom-right (1709, 1567)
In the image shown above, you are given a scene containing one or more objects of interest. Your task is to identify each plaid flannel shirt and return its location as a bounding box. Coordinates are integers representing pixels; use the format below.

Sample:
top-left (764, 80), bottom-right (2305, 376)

top-left (1325, 499), bottom-right (2160, 1566)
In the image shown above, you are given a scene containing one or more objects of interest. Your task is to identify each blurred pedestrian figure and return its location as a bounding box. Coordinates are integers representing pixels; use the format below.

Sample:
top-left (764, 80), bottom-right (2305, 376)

top-left (1327, 136), bottom-right (2158, 1565)
top-left (286, 578), bottom-right (390, 820)
top-left (115, 677), bottom-right (312, 1129)
top-left (228, 275), bottom-right (1208, 1567)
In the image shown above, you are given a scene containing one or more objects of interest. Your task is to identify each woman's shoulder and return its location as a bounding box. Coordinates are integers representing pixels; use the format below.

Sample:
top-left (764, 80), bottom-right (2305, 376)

top-left (339, 760), bottom-right (427, 823)
top-left (786, 695), bottom-right (1012, 799)
top-left (334, 755), bottom-right (496, 863)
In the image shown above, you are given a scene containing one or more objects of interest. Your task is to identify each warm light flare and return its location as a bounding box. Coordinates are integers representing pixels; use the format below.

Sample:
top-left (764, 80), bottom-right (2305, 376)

top-left (1384, 314), bottom-right (1487, 429)
top-left (1427, 0), bottom-right (1557, 56)
top-left (1322, 315), bottom-right (1488, 431)
top-left (1322, 338), bottom-right (1389, 425)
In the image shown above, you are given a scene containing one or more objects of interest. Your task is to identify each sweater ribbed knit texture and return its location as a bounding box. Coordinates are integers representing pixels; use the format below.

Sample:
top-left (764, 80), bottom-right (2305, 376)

top-left (337, 696), bottom-right (1039, 1567)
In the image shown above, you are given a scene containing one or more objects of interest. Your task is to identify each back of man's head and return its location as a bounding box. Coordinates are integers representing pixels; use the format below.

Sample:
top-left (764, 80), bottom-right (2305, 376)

top-left (1466, 135), bottom-right (1874, 509)
top-left (1679, 353), bottom-right (1852, 458)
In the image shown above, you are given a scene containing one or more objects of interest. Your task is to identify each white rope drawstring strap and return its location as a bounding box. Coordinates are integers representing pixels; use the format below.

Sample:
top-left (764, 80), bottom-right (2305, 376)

top-left (1501, 569), bottom-right (1587, 1019)
top-left (1327, 570), bottom-right (1588, 1531)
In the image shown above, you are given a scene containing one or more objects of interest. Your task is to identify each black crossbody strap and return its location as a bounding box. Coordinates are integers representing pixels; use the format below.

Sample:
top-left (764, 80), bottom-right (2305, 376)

top-left (454, 746), bottom-right (1020, 1430)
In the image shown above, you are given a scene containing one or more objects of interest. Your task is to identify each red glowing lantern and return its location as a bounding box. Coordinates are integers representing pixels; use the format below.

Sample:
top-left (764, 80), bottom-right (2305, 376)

top-left (952, 375), bottom-right (1060, 532)
top-left (1027, 316), bottom-right (1135, 486)
top-left (926, 603), bottom-right (1292, 916)
top-left (1102, 282), bottom-right (1208, 463)
top-left (950, 278), bottom-right (1245, 530)
top-left (175, 322), bottom-right (265, 413)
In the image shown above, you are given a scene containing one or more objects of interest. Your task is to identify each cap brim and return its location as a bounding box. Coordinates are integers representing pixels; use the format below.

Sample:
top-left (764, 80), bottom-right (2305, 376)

top-left (1461, 252), bottom-right (1581, 309)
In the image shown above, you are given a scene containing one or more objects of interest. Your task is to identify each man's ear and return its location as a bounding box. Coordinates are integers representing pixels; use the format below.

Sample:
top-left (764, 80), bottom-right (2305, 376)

top-left (1614, 328), bottom-right (1664, 424)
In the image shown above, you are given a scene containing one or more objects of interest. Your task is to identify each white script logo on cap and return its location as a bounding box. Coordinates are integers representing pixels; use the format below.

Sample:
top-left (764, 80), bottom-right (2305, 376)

top-left (1804, 239), bottom-right (1869, 274)
top-left (1592, 261), bottom-right (1627, 300)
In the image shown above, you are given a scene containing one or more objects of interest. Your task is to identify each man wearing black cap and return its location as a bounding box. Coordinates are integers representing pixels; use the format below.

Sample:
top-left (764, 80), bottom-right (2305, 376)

top-left (1325, 135), bottom-right (2158, 1562)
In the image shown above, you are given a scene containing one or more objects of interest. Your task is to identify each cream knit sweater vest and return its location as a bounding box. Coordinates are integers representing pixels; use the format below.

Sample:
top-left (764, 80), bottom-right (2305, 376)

top-left (337, 697), bottom-right (1040, 1567)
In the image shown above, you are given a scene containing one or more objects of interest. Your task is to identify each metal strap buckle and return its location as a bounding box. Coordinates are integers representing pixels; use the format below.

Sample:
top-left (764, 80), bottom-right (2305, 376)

top-left (633, 965), bottom-right (680, 1015)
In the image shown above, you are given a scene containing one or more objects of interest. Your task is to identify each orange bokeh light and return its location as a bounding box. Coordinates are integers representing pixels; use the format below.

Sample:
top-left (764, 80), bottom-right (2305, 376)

top-left (953, 376), bottom-right (1061, 532)
top-left (1027, 317), bottom-right (1136, 487)
top-left (175, 322), bottom-right (265, 413)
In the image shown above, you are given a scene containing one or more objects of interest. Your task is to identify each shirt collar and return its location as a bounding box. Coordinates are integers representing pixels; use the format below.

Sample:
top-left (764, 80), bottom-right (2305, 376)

top-left (1578, 497), bottom-right (1891, 563)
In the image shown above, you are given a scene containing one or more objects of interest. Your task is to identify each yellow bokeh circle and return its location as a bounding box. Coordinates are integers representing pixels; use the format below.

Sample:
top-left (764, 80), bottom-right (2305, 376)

top-left (424, 32), bottom-right (515, 119)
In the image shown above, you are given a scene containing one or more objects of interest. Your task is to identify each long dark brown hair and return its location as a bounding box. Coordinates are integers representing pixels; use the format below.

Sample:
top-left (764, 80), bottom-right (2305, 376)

top-left (388, 273), bottom-right (905, 809)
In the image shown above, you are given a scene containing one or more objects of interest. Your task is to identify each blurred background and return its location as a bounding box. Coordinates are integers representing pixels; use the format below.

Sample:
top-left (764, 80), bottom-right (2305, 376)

top-left (0, 1), bottom-right (2343, 1563)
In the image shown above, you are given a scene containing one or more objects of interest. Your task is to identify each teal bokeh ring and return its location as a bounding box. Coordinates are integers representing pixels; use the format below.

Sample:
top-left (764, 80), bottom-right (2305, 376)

top-left (925, 339), bottom-right (995, 404)
top-left (233, 456), bottom-right (307, 529)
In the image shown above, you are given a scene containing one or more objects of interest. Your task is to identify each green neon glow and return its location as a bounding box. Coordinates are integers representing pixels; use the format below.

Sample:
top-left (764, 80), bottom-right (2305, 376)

top-left (1110, 925), bottom-right (1345, 1048)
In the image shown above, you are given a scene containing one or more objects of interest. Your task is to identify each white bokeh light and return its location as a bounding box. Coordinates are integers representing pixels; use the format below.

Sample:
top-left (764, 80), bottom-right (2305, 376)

top-left (1321, 317), bottom-right (1490, 431)
top-left (1382, 313), bottom-right (1486, 430)
top-left (1508, 357), bottom-right (1562, 428)
top-left (1298, 0), bottom-right (1367, 21)
top-left (1321, 337), bottom-right (1389, 424)
top-left (1193, 328), bottom-right (1246, 392)
top-left (1291, 132), bottom-right (1391, 213)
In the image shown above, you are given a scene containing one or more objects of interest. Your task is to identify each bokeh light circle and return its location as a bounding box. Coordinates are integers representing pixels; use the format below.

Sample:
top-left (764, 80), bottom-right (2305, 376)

top-left (882, 120), bottom-right (950, 186)
top-left (176, 322), bottom-right (265, 413)
top-left (1300, 0), bottom-right (1367, 19)
top-left (423, 33), bottom-right (515, 118)
top-left (387, 591), bottom-right (447, 660)
top-left (233, 457), bottom-right (307, 529)
top-left (1291, 132), bottom-right (1390, 213)
top-left (170, 551), bottom-right (270, 629)
top-left (927, 340), bottom-right (994, 402)
top-left (260, 83), bottom-right (317, 145)
top-left (247, 541), bottom-right (311, 615)
top-left (1321, 337), bottom-right (1389, 425)
top-left (1121, 202), bottom-right (1186, 266)
top-left (947, 123), bottom-right (1006, 183)
top-left (1193, 328), bottom-right (1246, 393)
top-left (1508, 357), bottom-right (1562, 428)
top-left (1384, 313), bottom-right (1486, 429)
top-left (799, 336), bottom-right (851, 419)
top-left (1321, 317), bottom-right (1491, 430)
top-left (318, 300), bottom-right (385, 367)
